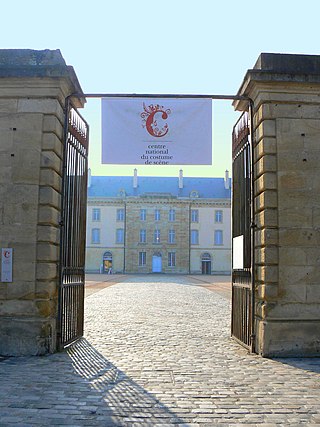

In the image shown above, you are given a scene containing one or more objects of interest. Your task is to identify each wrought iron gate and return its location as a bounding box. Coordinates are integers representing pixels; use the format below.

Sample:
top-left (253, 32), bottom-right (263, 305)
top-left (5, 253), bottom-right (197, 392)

top-left (231, 111), bottom-right (255, 352)
top-left (57, 101), bottom-right (89, 349)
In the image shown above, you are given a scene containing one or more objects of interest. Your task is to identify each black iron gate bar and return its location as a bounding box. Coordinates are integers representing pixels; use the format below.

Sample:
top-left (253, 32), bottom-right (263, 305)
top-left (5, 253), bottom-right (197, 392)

top-left (231, 106), bottom-right (255, 352)
top-left (57, 97), bottom-right (89, 349)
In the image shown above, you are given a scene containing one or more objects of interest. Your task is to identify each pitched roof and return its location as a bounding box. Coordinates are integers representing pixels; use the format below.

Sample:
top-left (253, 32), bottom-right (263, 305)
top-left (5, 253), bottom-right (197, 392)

top-left (88, 176), bottom-right (231, 199)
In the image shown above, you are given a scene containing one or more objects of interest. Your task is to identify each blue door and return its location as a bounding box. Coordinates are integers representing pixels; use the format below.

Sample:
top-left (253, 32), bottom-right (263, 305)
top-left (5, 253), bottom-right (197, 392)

top-left (152, 255), bottom-right (162, 273)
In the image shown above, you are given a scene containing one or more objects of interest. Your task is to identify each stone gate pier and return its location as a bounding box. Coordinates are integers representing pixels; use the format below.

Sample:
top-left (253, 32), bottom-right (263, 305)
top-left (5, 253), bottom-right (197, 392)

top-left (234, 53), bottom-right (320, 356)
top-left (0, 50), bottom-right (85, 355)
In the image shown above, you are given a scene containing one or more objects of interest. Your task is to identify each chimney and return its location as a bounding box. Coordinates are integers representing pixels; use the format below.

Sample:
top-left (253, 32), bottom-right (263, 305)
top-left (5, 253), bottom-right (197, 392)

top-left (224, 169), bottom-right (230, 190)
top-left (87, 167), bottom-right (92, 188)
top-left (133, 168), bottom-right (138, 188)
top-left (179, 169), bottom-right (183, 189)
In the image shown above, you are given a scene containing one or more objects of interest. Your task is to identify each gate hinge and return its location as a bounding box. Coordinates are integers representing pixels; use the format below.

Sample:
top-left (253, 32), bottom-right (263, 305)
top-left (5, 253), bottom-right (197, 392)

top-left (250, 222), bottom-right (257, 229)
top-left (59, 220), bottom-right (64, 227)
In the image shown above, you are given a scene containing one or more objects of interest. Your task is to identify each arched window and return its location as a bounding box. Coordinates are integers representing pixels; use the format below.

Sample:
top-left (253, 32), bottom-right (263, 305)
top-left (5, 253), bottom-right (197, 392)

top-left (103, 251), bottom-right (112, 260)
top-left (201, 253), bottom-right (211, 275)
top-left (201, 252), bottom-right (211, 261)
top-left (102, 252), bottom-right (112, 273)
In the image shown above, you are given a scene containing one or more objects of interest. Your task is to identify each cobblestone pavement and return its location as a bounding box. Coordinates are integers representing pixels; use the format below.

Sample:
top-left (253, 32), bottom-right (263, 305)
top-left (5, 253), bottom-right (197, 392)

top-left (0, 275), bottom-right (320, 426)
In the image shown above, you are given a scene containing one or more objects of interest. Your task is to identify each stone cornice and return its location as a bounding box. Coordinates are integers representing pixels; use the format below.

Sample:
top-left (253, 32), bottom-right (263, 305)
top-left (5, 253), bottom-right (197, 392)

top-left (87, 197), bottom-right (230, 208)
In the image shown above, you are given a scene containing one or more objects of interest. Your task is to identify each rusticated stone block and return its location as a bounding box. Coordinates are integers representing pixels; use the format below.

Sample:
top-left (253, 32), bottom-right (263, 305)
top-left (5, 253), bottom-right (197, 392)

top-left (255, 228), bottom-right (278, 247)
top-left (37, 242), bottom-right (59, 262)
top-left (256, 283), bottom-right (279, 300)
top-left (11, 148), bottom-right (41, 184)
top-left (0, 318), bottom-right (56, 356)
top-left (6, 282), bottom-right (35, 300)
top-left (255, 154), bottom-right (277, 177)
top-left (38, 206), bottom-right (60, 226)
top-left (278, 171), bottom-right (306, 190)
top-left (254, 137), bottom-right (277, 162)
top-left (306, 284), bottom-right (320, 303)
top-left (42, 115), bottom-right (63, 138)
top-left (37, 225), bottom-right (59, 244)
top-left (256, 265), bottom-right (278, 283)
top-left (42, 133), bottom-right (63, 158)
top-left (279, 228), bottom-right (320, 247)
top-left (40, 151), bottom-right (62, 174)
top-left (40, 169), bottom-right (62, 192)
top-left (278, 188), bottom-right (320, 209)
top-left (255, 120), bottom-right (276, 143)
top-left (256, 318), bottom-right (320, 357)
top-left (255, 209), bottom-right (278, 228)
top-left (4, 201), bottom-right (38, 225)
top-left (279, 247), bottom-right (308, 266)
top-left (35, 299), bottom-right (57, 317)
top-left (0, 99), bottom-right (17, 113)
top-left (278, 207), bottom-right (312, 228)
top-left (0, 300), bottom-right (37, 316)
top-left (255, 190), bottom-right (277, 213)
top-left (39, 186), bottom-right (60, 209)
top-left (255, 173), bottom-right (277, 195)
top-left (35, 281), bottom-right (58, 299)
top-left (36, 262), bottom-right (58, 280)
top-left (255, 246), bottom-right (278, 265)
top-left (18, 99), bottom-right (64, 120)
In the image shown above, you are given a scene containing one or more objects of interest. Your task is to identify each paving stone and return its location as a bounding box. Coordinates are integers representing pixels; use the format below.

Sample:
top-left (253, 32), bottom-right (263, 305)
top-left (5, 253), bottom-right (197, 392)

top-left (0, 275), bottom-right (319, 425)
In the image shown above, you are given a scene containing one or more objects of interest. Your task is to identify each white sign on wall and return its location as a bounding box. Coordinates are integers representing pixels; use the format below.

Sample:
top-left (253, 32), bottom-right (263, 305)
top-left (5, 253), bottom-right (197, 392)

top-left (101, 97), bottom-right (212, 165)
top-left (232, 235), bottom-right (244, 270)
top-left (1, 248), bottom-right (13, 282)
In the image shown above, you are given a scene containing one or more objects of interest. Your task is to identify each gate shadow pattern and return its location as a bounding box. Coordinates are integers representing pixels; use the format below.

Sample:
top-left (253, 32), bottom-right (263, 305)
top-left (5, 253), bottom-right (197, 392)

top-left (67, 338), bottom-right (185, 425)
top-left (0, 339), bottom-right (185, 426)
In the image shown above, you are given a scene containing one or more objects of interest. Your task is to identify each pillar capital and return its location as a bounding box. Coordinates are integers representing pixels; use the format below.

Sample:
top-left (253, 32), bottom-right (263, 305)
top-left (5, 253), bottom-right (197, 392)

top-left (233, 53), bottom-right (320, 111)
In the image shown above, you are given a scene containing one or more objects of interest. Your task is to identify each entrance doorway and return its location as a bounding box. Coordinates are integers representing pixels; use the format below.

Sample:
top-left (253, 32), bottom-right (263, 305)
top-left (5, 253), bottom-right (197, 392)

top-left (58, 93), bottom-right (254, 353)
top-left (201, 253), bottom-right (211, 274)
top-left (103, 251), bottom-right (112, 273)
top-left (152, 253), bottom-right (162, 273)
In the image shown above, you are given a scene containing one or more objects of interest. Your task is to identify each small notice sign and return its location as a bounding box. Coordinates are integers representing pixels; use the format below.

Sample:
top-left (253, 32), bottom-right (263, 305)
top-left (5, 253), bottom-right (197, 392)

top-left (1, 248), bottom-right (13, 282)
top-left (232, 236), bottom-right (244, 270)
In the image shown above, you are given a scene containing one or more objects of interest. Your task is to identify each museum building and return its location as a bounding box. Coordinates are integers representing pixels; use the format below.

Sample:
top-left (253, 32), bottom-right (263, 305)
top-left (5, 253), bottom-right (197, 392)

top-left (86, 169), bottom-right (231, 274)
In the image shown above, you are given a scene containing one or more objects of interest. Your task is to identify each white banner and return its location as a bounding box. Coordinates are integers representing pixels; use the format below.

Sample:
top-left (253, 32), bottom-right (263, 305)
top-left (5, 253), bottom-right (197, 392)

top-left (101, 97), bottom-right (212, 165)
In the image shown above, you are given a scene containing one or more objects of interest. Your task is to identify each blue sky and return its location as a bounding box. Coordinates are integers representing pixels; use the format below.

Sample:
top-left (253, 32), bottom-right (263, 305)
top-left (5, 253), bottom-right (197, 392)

top-left (2, 0), bottom-right (320, 177)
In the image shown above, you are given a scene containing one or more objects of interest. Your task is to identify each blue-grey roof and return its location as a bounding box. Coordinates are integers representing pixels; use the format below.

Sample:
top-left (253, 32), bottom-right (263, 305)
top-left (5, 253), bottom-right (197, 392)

top-left (88, 176), bottom-right (231, 199)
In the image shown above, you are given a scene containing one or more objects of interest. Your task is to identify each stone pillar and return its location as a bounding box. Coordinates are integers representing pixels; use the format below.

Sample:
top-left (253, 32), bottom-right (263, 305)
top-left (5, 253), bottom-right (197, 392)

top-left (234, 53), bottom-right (320, 356)
top-left (0, 49), bottom-right (85, 355)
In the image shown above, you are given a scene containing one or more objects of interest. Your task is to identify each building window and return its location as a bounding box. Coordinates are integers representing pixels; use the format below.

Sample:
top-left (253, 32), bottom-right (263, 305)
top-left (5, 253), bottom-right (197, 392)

top-left (168, 252), bottom-right (176, 267)
top-left (169, 209), bottom-right (175, 221)
top-left (214, 230), bottom-right (223, 245)
top-left (139, 251), bottom-right (146, 266)
top-left (191, 229), bottom-right (199, 245)
top-left (116, 228), bottom-right (124, 243)
top-left (92, 208), bottom-right (101, 221)
top-left (91, 228), bottom-right (100, 244)
top-left (140, 229), bottom-right (146, 243)
top-left (154, 229), bottom-right (161, 244)
top-left (155, 209), bottom-right (160, 221)
top-left (140, 209), bottom-right (146, 221)
top-left (191, 209), bottom-right (198, 223)
top-left (215, 210), bottom-right (223, 223)
top-left (168, 229), bottom-right (175, 244)
top-left (117, 208), bottom-right (125, 221)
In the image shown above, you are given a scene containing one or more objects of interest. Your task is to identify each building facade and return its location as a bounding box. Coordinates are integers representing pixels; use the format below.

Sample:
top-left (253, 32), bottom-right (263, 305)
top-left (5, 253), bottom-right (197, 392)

top-left (86, 170), bottom-right (231, 275)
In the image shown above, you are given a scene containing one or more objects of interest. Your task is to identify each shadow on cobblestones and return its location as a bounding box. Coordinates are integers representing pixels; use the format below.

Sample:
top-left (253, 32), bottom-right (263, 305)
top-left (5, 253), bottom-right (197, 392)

top-left (0, 339), bottom-right (185, 426)
top-left (67, 338), bottom-right (185, 425)
top-left (274, 357), bottom-right (320, 374)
